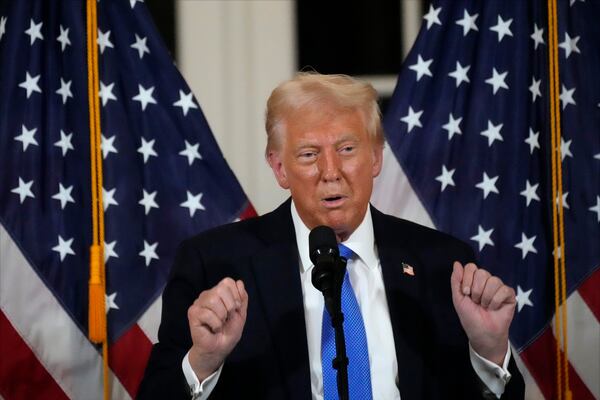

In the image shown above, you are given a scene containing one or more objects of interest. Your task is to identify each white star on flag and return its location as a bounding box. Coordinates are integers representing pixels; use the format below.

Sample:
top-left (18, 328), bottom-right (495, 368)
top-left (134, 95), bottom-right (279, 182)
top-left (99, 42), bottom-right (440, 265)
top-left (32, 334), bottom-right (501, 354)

top-left (180, 191), bottom-right (206, 217)
top-left (173, 90), bottom-right (198, 116)
top-left (131, 34), bottom-right (150, 59)
top-left (132, 84), bottom-right (157, 111)
top-left (530, 24), bottom-right (545, 49)
top-left (104, 241), bottom-right (119, 263)
top-left (515, 286), bottom-right (534, 312)
top-left (97, 29), bottom-right (114, 54)
top-left (448, 61), bottom-right (470, 88)
top-left (99, 81), bottom-right (117, 106)
top-left (52, 235), bottom-right (75, 261)
top-left (0, 16), bottom-right (6, 42)
top-left (525, 128), bottom-right (540, 154)
top-left (480, 120), bottom-right (503, 147)
top-left (409, 55), bottom-right (433, 81)
top-left (520, 180), bottom-right (540, 207)
top-left (179, 140), bottom-right (202, 165)
top-left (105, 293), bottom-right (120, 313)
top-left (423, 4), bottom-right (442, 29)
top-left (130, 0), bottom-right (144, 8)
top-left (556, 192), bottom-right (570, 210)
top-left (52, 183), bottom-right (75, 209)
top-left (103, 187), bottom-right (119, 211)
top-left (11, 177), bottom-right (35, 203)
top-left (589, 196), bottom-right (600, 222)
top-left (14, 124), bottom-right (38, 151)
top-left (529, 77), bottom-right (541, 102)
top-left (400, 106), bottom-right (423, 133)
top-left (139, 240), bottom-right (159, 267)
top-left (560, 137), bottom-right (573, 161)
top-left (24, 19), bottom-right (43, 45)
top-left (56, 78), bottom-right (73, 104)
top-left (139, 189), bottom-right (159, 215)
top-left (18, 71), bottom-right (42, 98)
top-left (559, 32), bottom-right (581, 58)
top-left (56, 24), bottom-right (71, 51)
top-left (442, 113), bottom-right (462, 140)
top-left (435, 165), bottom-right (456, 192)
top-left (475, 172), bottom-right (499, 199)
top-left (138, 137), bottom-right (158, 163)
top-left (559, 85), bottom-right (576, 109)
top-left (455, 10), bottom-right (478, 36)
top-left (101, 134), bottom-right (118, 159)
top-left (54, 130), bottom-right (74, 156)
top-left (485, 68), bottom-right (509, 94)
top-left (489, 15), bottom-right (513, 42)
top-left (470, 225), bottom-right (494, 251)
top-left (515, 233), bottom-right (538, 259)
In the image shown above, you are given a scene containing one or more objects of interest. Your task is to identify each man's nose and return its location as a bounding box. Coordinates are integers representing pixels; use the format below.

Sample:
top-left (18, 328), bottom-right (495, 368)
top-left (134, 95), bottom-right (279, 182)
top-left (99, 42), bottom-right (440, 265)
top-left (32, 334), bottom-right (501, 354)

top-left (319, 150), bottom-right (341, 182)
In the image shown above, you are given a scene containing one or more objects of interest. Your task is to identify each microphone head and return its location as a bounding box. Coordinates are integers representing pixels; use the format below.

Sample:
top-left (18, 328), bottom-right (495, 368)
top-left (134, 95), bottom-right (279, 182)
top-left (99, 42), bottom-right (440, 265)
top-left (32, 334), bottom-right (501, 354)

top-left (309, 225), bottom-right (338, 265)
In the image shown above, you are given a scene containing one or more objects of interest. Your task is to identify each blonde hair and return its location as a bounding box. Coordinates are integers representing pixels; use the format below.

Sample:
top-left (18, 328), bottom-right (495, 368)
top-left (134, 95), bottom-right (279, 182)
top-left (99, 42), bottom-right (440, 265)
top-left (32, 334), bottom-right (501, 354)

top-left (265, 72), bottom-right (384, 156)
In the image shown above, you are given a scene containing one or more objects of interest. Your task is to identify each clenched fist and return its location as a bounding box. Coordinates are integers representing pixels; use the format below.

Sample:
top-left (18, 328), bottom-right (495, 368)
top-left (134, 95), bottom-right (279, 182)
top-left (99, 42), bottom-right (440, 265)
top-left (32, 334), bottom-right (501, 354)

top-left (187, 277), bottom-right (248, 380)
top-left (451, 262), bottom-right (516, 366)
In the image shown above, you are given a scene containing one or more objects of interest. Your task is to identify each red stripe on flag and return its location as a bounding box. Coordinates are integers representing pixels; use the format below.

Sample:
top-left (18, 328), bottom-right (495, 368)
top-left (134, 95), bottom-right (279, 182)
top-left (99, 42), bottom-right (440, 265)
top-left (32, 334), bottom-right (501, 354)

top-left (108, 323), bottom-right (153, 398)
top-left (577, 267), bottom-right (600, 322)
top-left (239, 202), bottom-right (257, 219)
top-left (520, 326), bottom-right (596, 400)
top-left (0, 310), bottom-right (69, 399)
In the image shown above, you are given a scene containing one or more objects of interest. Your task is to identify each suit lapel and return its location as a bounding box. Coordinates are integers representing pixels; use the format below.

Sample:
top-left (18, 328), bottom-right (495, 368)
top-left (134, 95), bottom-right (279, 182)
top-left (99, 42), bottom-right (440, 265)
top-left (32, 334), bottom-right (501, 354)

top-left (249, 200), bottom-right (312, 399)
top-left (372, 206), bottom-right (425, 400)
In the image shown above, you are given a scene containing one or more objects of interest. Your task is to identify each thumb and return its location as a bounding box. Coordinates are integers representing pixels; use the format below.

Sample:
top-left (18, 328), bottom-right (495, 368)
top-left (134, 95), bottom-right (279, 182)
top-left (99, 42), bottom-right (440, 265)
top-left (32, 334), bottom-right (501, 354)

top-left (450, 261), bottom-right (464, 305)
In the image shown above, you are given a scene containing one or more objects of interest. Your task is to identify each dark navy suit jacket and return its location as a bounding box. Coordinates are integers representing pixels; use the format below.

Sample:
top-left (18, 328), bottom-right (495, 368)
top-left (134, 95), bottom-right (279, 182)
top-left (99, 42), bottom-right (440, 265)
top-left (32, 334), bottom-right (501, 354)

top-left (138, 200), bottom-right (524, 399)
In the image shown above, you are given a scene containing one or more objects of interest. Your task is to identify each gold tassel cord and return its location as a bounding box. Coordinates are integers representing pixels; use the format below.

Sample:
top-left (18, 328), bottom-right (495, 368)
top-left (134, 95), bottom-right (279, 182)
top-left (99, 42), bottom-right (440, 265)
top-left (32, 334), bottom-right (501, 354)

top-left (546, 1), bottom-right (571, 399)
top-left (86, 0), bottom-right (110, 398)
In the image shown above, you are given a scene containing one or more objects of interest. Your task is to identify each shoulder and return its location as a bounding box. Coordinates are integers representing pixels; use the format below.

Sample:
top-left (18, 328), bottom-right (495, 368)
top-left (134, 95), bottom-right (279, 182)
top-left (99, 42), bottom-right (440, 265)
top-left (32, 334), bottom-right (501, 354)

top-left (371, 206), bottom-right (474, 261)
top-left (178, 199), bottom-right (294, 258)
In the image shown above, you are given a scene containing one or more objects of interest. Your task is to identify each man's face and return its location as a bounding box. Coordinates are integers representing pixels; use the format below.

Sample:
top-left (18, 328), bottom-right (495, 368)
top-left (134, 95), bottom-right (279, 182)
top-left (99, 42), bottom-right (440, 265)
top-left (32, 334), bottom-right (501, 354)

top-left (268, 108), bottom-right (383, 241)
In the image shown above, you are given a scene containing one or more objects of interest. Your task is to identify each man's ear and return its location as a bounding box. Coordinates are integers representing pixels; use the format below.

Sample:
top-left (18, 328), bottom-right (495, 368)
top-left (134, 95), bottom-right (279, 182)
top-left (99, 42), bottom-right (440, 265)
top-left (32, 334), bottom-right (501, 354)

top-left (267, 150), bottom-right (290, 189)
top-left (371, 143), bottom-right (384, 178)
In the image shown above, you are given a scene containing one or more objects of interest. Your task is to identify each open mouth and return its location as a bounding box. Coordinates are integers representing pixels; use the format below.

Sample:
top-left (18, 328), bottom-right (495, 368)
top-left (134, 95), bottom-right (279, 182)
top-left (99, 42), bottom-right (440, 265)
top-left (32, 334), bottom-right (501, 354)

top-left (324, 195), bottom-right (343, 202)
top-left (322, 195), bottom-right (346, 207)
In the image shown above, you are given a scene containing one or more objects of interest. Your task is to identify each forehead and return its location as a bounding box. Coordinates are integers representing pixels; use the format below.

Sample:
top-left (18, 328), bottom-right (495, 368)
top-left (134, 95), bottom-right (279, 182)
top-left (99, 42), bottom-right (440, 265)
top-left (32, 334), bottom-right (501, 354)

top-left (284, 107), bottom-right (367, 143)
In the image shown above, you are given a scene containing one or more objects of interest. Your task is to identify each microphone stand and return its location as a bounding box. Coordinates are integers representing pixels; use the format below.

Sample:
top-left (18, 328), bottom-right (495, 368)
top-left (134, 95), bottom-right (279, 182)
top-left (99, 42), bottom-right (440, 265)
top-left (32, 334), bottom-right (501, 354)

top-left (322, 256), bottom-right (349, 400)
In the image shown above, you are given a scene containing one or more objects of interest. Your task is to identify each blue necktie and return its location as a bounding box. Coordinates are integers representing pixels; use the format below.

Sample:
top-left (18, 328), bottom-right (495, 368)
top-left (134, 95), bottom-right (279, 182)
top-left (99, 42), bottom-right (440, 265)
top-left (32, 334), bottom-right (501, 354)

top-left (321, 244), bottom-right (373, 400)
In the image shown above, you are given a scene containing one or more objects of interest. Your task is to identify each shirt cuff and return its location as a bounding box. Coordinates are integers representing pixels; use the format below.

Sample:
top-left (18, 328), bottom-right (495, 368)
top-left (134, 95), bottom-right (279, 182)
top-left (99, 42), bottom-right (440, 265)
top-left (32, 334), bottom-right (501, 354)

top-left (469, 343), bottom-right (512, 399)
top-left (182, 352), bottom-right (223, 400)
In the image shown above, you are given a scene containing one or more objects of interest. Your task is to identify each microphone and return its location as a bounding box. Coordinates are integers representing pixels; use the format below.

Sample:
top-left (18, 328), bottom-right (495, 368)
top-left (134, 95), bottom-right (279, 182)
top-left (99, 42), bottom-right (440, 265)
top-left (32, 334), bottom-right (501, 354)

top-left (309, 225), bottom-right (339, 302)
top-left (309, 225), bottom-right (350, 400)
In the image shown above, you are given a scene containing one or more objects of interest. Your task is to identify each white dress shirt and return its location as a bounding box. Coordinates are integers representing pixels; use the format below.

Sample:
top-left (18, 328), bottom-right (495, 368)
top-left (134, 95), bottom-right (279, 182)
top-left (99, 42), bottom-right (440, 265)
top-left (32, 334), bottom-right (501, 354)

top-left (182, 201), bottom-right (512, 399)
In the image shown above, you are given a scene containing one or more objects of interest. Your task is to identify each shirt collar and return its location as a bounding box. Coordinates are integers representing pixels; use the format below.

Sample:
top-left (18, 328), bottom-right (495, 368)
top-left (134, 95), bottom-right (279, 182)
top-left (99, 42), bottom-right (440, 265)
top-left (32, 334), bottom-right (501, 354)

top-left (291, 200), bottom-right (377, 273)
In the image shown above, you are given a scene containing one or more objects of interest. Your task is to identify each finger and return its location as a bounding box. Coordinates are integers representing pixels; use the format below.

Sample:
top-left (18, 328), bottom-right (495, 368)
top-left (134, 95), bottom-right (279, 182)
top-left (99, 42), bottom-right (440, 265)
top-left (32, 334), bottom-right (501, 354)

top-left (214, 280), bottom-right (241, 313)
top-left (489, 285), bottom-right (516, 311)
top-left (195, 307), bottom-right (225, 333)
top-left (461, 263), bottom-right (478, 296)
top-left (199, 292), bottom-right (229, 322)
top-left (236, 280), bottom-right (249, 319)
top-left (450, 261), bottom-right (464, 304)
top-left (480, 276), bottom-right (503, 308)
top-left (221, 277), bottom-right (242, 307)
top-left (188, 301), bottom-right (223, 332)
top-left (470, 268), bottom-right (491, 304)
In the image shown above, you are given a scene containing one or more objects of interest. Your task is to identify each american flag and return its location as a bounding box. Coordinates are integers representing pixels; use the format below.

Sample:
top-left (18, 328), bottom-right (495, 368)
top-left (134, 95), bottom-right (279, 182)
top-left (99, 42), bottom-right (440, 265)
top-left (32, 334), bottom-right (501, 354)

top-left (0, 1), bottom-right (254, 398)
top-left (373, 1), bottom-right (599, 399)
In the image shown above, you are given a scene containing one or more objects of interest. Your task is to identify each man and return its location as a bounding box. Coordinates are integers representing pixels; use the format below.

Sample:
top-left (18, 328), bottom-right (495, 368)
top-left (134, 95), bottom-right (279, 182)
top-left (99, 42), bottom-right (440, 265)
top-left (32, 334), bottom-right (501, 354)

top-left (138, 73), bottom-right (524, 399)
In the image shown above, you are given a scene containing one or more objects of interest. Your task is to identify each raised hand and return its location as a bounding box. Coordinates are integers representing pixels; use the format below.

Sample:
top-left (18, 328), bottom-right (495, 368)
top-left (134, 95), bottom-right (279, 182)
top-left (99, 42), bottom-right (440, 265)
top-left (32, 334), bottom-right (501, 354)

top-left (187, 278), bottom-right (248, 380)
top-left (450, 261), bottom-right (516, 366)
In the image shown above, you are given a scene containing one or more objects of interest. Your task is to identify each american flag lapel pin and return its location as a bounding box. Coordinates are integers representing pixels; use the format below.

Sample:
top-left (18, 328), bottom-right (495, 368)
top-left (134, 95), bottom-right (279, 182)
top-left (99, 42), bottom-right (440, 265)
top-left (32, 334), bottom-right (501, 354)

top-left (402, 262), bottom-right (415, 276)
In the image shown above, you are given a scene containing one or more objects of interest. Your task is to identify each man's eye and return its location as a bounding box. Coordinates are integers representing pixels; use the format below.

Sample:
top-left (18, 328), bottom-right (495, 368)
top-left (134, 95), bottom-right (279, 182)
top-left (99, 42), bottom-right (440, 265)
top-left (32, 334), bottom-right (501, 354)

top-left (341, 146), bottom-right (355, 153)
top-left (299, 151), bottom-right (316, 159)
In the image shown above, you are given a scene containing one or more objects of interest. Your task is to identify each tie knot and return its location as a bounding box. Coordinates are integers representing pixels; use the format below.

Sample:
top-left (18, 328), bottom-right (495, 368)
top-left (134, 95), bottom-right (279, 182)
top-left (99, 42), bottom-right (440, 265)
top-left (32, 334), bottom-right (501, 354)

top-left (338, 243), bottom-right (354, 260)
